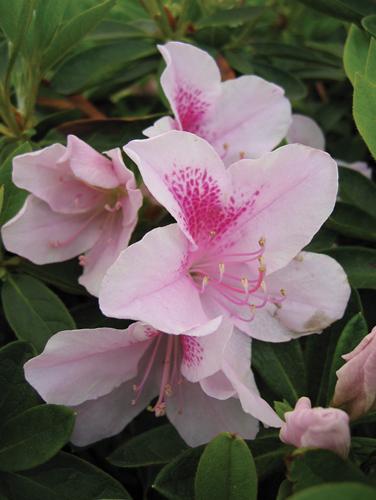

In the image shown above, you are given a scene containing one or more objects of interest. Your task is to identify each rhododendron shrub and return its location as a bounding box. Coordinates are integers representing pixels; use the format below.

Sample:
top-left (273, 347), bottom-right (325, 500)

top-left (0, 1), bottom-right (375, 499)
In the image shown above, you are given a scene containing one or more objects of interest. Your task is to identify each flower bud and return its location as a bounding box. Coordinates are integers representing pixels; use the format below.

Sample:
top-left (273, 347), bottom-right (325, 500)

top-left (280, 397), bottom-right (350, 458)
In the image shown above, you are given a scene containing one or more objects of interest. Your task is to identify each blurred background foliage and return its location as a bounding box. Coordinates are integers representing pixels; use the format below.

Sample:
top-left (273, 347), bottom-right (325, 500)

top-left (0, 1), bottom-right (375, 499)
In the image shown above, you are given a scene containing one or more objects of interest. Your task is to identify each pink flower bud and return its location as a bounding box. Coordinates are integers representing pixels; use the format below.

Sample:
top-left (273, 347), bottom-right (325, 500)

top-left (280, 397), bottom-right (350, 458)
top-left (333, 327), bottom-right (376, 420)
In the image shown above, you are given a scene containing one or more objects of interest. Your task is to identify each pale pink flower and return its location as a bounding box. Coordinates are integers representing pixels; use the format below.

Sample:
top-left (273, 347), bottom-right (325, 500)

top-left (333, 327), bottom-right (376, 420)
top-left (99, 131), bottom-right (350, 341)
top-left (286, 114), bottom-right (372, 178)
top-left (144, 41), bottom-right (292, 165)
top-left (24, 319), bottom-right (281, 447)
top-left (1, 135), bottom-right (142, 295)
top-left (280, 397), bottom-right (351, 458)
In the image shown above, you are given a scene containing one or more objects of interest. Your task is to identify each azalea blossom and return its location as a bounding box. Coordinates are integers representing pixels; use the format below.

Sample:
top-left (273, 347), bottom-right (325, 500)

top-left (280, 397), bottom-right (351, 458)
top-left (144, 41), bottom-right (292, 164)
top-left (1, 135), bottom-right (142, 295)
top-left (333, 326), bottom-right (376, 420)
top-left (286, 114), bottom-right (372, 179)
top-left (99, 131), bottom-right (350, 342)
top-left (24, 319), bottom-right (281, 447)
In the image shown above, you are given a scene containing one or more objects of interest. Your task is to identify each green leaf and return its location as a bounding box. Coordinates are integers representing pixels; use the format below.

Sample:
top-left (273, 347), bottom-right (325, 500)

top-left (41, 0), bottom-right (116, 71)
top-left (153, 446), bottom-right (204, 500)
top-left (1, 451), bottom-right (130, 499)
top-left (2, 274), bottom-right (76, 353)
top-left (108, 424), bottom-right (188, 468)
top-left (51, 39), bottom-right (156, 95)
top-left (344, 24), bottom-right (370, 85)
top-left (248, 431), bottom-right (293, 480)
top-left (326, 247), bottom-right (376, 289)
top-left (0, 0), bottom-right (25, 44)
top-left (274, 400), bottom-right (293, 420)
top-left (0, 341), bottom-right (40, 425)
top-left (296, 0), bottom-right (362, 22)
top-left (327, 313), bottom-right (368, 401)
top-left (304, 227), bottom-right (336, 252)
top-left (0, 405), bottom-right (74, 472)
top-left (353, 73), bottom-right (376, 158)
top-left (252, 339), bottom-right (307, 405)
top-left (195, 433), bottom-right (257, 500)
top-left (252, 62), bottom-right (307, 100)
top-left (290, 483), bottom-right (376, 500)
top-left (196, 6), bottom-right (264, 28)
top-left (362, 14), bottom-right (376, 38)
top-left (326, 202), bottom-right (376, 242)
top-left (0, 143), bottom-right (31, 225)
top-left (338, 166), bottom-right (376, 218)
top-left (290, 449), bottom-right (366, 492)
top-left (251, 43), bottom-right (341, 67)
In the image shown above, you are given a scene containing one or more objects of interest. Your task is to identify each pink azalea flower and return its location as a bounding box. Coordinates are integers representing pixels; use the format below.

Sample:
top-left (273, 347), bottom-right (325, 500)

top-left (99, 131), bottom-right (350, 341)
top-left (1, 135), bottom-right (142, 295)
top-left (333, 327), bottom-right (376, 420)
top-left (280, 397), bottom-right (351, 458)
top-left (144, 41), bottom-right (292, 165)
top-left (286, 114), bottom-right (372, 179)
top-left (24, 319), bottom-right (281, 447)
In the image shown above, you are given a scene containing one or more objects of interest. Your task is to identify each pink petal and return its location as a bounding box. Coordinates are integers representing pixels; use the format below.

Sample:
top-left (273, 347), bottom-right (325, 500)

top-left (211, 76), bottom-right (291, 164)
top-left (228, 144), bottom-right (338, 274)
top-left (2, 196), bottom-right (104, 264)
top-left (124, 131), bottom-right (230, 247)
top-left (62, 135), bottom-right (120, 189)
top-left (286, 114), bottom-right (325, 150)
top-left (200, 371), bottom-right (237, 399)
top-left (166, 379), bottom-right (259, 446)
top-left (235, 307), bottom-right (293, 342)
top-left (180, 319), bottom-right (233, 383)
top-left (143, 116), bottom-right (176, 138)
top-left (12, 144), bottom-right (102, 214)
top-left (159, 42), bottom-right (221, 134)
top-left (99, 224), bottom-right (211, 334)
top-left (266, 252), bottom-right (350, 334)
top-left (24, 324), bottom-right (153, 407)
top-left (105, 147), bottom-right (137, 186)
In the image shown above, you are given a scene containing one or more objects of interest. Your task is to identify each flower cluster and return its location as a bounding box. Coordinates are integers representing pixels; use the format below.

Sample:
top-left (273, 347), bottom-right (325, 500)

top-left (3, 42), bottom-right (353, 447)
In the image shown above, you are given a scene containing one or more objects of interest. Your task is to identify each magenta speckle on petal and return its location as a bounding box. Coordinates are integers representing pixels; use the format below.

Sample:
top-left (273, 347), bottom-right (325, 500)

top-left (175, 85), bottom-right (210, 135)
top-left (181, 336), bottom-right (204, 368)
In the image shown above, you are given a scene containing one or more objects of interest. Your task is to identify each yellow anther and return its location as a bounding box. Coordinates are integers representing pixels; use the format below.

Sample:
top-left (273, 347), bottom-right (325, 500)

top-left (223, 143), bottom-right (229, 151)
top-left (241, 277), bottom-right (249, 291)
top-left (260, 280), bottom-right (266, 292)
top-left (250, 304), bottom-right (256, 312)
top-left (280, 288), bottom-right (286, 296)
top-left (258, 237), bottom-right (266, 247)
top-left (219, 262), bottom-right (225, 280)
top-left (239, 151), bottom-right (245, 159)
top-left (164, 384), bottom-right (173, 397)
top-left (209, 230), bottom-right (216, 238)
top-left (132, 384), bottom-right (138, 392)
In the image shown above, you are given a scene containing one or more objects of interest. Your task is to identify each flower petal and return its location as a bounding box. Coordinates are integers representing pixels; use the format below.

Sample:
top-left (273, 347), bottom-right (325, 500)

top-left (158, 41), bottom-right (221, 133)
top-left (229, 144), bottom-right (338, 273)
top-left (286, 114), bottom-right (325, 150)
top-left (12, 143), bottom-right (101, 214)
top-left (180, 319), bottom-right (233, 383)
top-left (24, 324), bottom-right (154, 406)
top-left (143, 116), bottom-right (176, 138)
top-left (211, 76), bottom-right (291, 164)
top-left (62, 135), bottom-right (120, 189)
top-left (2, 196), bottom-right (103, 264)
top-left (236, 308), bottom-right (293, 342)
top-left (124, 131), bottom-right (230, 247)
top-left (99, 224), bottom-right (210, 334)
top-left (166, 379), bottom-right (258, 446)
top-left (200, 371), bottom-right (237, 400)
top-left (266, 252), bottom-right (350, 334)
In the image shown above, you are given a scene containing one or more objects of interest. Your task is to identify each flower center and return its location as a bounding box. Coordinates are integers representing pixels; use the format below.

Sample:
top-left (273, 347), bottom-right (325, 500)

top-left (189, 237), bottom-right (286, 322)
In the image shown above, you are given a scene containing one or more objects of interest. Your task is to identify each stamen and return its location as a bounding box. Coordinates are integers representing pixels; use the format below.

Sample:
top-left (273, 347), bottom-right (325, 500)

top-left (201, 275), bottom-right (209, 293)
top-left (258, 237), bottom-right (266, 247)
top-left (239, 151), bottom-right (245, 159)
top-left (104, 201), bottom-right (122, 212)
top-left (78, 255), bottom-right (87, 267)
top-left (218, 262), bottom-right (225, 282)
top-left (132, 335), bottom-right (162, 405)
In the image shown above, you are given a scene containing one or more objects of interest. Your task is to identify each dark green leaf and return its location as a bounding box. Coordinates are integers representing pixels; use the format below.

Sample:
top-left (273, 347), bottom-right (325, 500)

top-left (2, 274), bottom-right (76, 353)
top-left (0, 341), bottom-right (40, 424)
top-left (108, 424), bottom-right (188, 467)
top-left (252, 339), bottom-right (307, 405)
top-left (252, 62), bottom-right (307, 100)
top-left (248, 431), bottom-right (293, 480)
top-left (251, 43), bottom-right (341, 66)
top-left (326, 202), bottom-right (376, 242)
top-left (354, 73), bottom-right (376, 159)
top-left (339, 166), bottom-right (376, 218)
top-left (327, 313), bottom-right (368, 401)
top-left (0, 405), bottom-right (74, 472)
top-left (304, 227), bottom-right (337, 252)
top-left (326, 247), bottom-right (376, 289)
top-left (290, 482), bottom-right (376, 500)
top-left (296, 0), bottom-right (362, 22)
top-left (274, 400), bottom-right (293, 420)
top-left (344, 24), bottom-right (370, 85)
top-left (0, 143), bottom-right (31, 225)
top-left (196, 6), bottom-right (264, 28)
top-left (195, 433), bottom-right (257, 500)
top-left (362, 14), bottom-right (376, 37)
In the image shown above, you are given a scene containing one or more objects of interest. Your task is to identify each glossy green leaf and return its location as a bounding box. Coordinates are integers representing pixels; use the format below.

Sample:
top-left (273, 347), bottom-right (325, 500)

top-left (326, 202), bottom-right (376, 242)
top-left (0, 405), bottom-right (74, 472)
top-left (326, 247), bottom-right (376, 289)
top-left (42, 0), bottom-right (116, 71)
top-left (2, 274), bottom-right (76, 353)
top-left (327, 312), bottom-right (368, 401)
top-left (354, 73), bottom-right (376, 158)
top-left (290, 483), bottom-right (376, 500)
top-left (0, 143), bottom-right (31, 225)
top-left (0, 341), bottom-right (40, 425)
top-left (195, 433), bottom-right (257, 500)
top-left (196, 6), bottom-right (264, 28)
top-left (362, 14), bottom-right (376, 37)
top-left (252, 339), bottom-right (307, 405)
top-left (343, 24), bottom-right (370, 85)
top-left (108, 424), bottom-right (188, 467)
